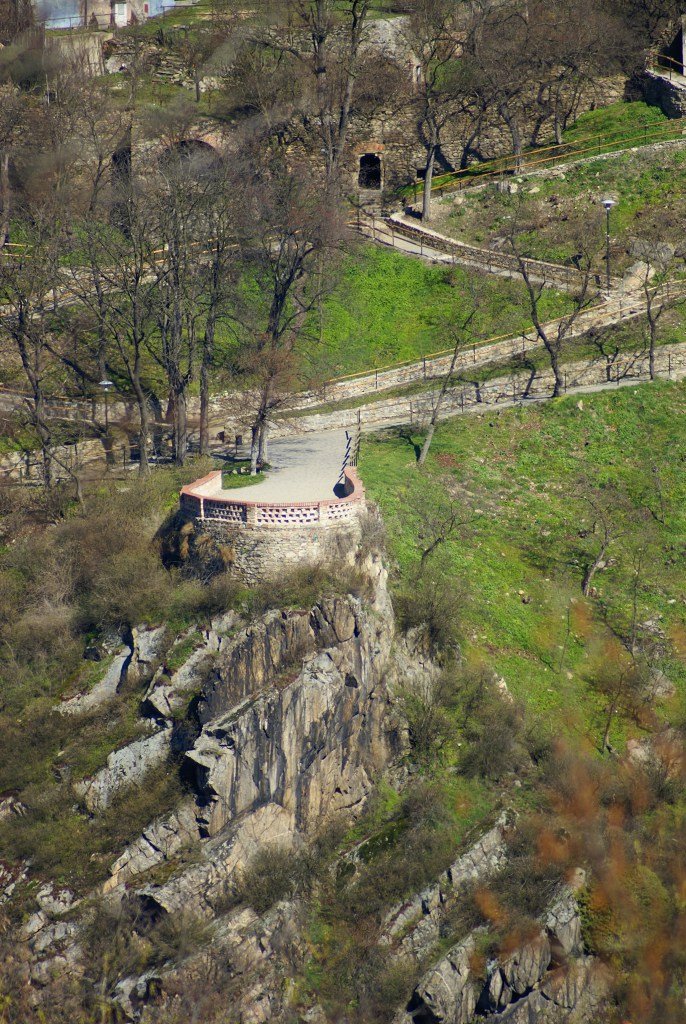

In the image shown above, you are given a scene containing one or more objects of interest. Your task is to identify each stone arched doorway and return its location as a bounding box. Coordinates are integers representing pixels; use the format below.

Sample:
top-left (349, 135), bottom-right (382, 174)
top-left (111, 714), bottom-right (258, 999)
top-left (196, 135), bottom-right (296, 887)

top-left (358, 153), bottom-right (382, 190)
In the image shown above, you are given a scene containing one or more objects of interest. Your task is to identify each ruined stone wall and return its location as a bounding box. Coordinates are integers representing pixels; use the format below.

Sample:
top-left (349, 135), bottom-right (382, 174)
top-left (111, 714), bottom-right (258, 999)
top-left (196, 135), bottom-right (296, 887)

top-left (639, 70), bottom-right (686, 118)
top-left (345, 75), bottom-right (628, 201)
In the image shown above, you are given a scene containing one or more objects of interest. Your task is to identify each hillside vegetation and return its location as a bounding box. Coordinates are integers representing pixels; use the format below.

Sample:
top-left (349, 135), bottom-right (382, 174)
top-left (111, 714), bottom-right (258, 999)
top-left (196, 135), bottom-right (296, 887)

top-left (359, 382), bottom-right (686, 1020)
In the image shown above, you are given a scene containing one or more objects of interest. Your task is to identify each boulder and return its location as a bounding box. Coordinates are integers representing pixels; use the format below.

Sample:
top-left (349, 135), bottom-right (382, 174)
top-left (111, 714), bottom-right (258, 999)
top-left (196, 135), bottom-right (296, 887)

top-left (104, 799), bottom-right (201, 892)
top-left (408, 935), bottom-right (479, 1023)
top-left (78, 728), bottom-right (172, 812)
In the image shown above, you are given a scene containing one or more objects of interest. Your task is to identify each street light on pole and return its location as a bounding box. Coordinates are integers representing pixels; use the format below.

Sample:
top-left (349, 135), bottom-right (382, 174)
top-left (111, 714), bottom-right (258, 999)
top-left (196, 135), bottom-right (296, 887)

top-left (601, 198), bottom-right (616, 294)
top-left (99, 379), bottom-right (114, 468)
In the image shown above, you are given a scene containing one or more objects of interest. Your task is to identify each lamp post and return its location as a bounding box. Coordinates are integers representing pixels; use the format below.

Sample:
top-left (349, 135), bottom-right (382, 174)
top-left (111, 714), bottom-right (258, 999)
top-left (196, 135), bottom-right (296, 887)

top-left (99, 379), bottom-right (114, 468)
top-left (601, 198), bottom-right (616, 294)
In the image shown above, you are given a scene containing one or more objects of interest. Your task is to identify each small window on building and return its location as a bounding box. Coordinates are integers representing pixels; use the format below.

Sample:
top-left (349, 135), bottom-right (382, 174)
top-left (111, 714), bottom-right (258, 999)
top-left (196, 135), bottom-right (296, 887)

top-left (358, 153), bottom-right (381, 190)
top-left (416, 167), bottom-right (426, 180)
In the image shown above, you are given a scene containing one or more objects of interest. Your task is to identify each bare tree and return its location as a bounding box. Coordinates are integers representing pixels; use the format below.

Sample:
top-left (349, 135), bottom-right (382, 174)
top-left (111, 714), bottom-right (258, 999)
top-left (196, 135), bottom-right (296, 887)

top-left (461, 1), bottom-right (537, 174)
top-left (632, 240), bottom-right (686, 380)
top-left (576, 482), bottom-right (626, 598)
top-left (503, 206), bottom-right (603, 396)
top-left (533, 0), bottom-right (617, 145)
top-left (418, 298), bottom-right (480, 465)
top-left (197, 167), bottom-right (242, 457)
top-left (252, 0), bottom-right (372, 183)
top-left (0, 85), bottom-right (24, 250)
top-left (84, 186), bottom-right (160, 476)
top-left (235, 149), bottom-right (341, 473)
top-left (403, 0), bottom-right (464, 222)
top-left (0, 210), bottom-right (61, 487)
top-left (587, 639), bottom-right (647, 752)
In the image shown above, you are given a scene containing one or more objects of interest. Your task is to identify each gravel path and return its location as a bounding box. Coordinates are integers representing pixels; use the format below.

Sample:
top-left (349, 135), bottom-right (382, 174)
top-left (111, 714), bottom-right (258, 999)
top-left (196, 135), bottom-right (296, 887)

top-left (225, 428), bottom-right (352, 503)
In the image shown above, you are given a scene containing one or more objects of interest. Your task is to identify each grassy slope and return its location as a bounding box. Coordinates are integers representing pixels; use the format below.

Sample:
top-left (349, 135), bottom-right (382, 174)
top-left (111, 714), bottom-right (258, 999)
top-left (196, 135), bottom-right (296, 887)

top-left (421, 100), bottom-right (673, 195)
top-left (430, 107), bottom-right (686, 271)
top-left (360, 381), bottom-right (686, 748)
top-left (304, 244), bottom-right (572, 379)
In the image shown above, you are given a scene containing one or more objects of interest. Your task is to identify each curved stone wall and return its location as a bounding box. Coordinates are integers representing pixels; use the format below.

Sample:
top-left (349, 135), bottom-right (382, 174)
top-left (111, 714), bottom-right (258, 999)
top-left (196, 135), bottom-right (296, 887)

top-left (179, 467), bottom-right (366, 583)
top-left (180, 467), bottom-right (365, 529)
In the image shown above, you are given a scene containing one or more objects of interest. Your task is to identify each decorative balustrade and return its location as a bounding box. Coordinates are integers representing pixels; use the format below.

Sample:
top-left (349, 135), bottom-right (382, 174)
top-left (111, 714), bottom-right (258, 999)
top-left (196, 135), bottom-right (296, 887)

top-left (180, 467), bottom-right (364, 530)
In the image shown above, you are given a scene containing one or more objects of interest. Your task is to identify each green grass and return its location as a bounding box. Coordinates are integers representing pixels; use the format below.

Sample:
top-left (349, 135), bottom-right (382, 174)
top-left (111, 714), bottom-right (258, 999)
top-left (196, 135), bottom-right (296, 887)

top-left (221, 464), bottom-right (265, 488)
top-left (431, 133), bottom-right (686, 273)
top-left (409, 101), bottom-right (676, 198)
top-left (306, 244), bottom-right (573, 379)
top-left (360, 380), bottom-right (686, 749)
top-left (561, 100), bottom-right (671, 148)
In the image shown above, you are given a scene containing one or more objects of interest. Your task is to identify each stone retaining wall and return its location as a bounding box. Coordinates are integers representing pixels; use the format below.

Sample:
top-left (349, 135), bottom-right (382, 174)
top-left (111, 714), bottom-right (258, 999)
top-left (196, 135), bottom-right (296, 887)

top-left (180, 467), bottom-right (366, 583)
top-left (640, 70), bottom-right (686, 119)
top-left (382, 215), bottom-right (604, 292)
top-left (200, 516), bottom-right (364, 584)
top-left (275, 342), bottom-right (686, 437)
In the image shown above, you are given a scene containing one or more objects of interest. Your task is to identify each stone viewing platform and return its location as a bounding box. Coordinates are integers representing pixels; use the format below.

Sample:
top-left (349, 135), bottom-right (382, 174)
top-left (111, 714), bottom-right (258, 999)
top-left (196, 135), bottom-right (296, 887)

top-left (179, 429), bottom-right (366, 581)
top-left (180, 465), bottom-right (365, 528)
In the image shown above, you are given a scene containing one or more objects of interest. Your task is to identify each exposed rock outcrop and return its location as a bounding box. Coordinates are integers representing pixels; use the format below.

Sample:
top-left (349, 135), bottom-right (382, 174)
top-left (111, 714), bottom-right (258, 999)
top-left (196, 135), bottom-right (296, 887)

top-left (78, 728), bottom-right (172, 812)
top-left (382, 812), bottom-right (513, 959)
top-left (104, 799), bottom-right (202, 893)
top-left (406, 934), bottom-right (480, 1024)
top-left (398, 890), bottom-right (601, 1024)
top-left (184, 564), bottom-right (400, 839)
top-left (486, 957), bottom-right (611, 1023)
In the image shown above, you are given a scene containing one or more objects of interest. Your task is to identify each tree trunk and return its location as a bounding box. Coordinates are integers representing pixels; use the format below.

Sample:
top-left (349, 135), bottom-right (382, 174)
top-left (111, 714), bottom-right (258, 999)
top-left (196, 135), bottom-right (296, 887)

top-left (418, 334), bottom-right (464, 465)
top-left (649, 321), bottom-right (656, 380)
top-left (258, 420), bottom-right (268, 465)
top-left (554, 112), bottom-right (564, 146)
top-left (132, 381), bottom-right (150, 475)
top-left (250, 421), bottom-right (260, 476)
top-left (199, 358), bottom-right (211, 456)
top-left (582, 539), bottom-right (608, 596)
top-left (0, 152), bottom-right (10, 248)
top-left (546, 341), bottom-right (564, 398)
top-left (602, 695), bottom-right (618, 752)
top-left (500, 103), bottom-right (523, 172)
top-left (418, 421), bottom-right (436, 466)
top-left (174, 388), bottom-right (187, 465)
top-left (421, 144), bottom-right (438, 222)
top-left (422, 145), bottom-right (437, 223)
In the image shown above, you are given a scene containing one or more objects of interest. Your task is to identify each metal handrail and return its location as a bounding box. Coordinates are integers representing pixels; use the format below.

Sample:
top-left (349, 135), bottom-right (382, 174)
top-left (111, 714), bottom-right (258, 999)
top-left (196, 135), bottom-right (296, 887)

top-left (408, 118), bottom-right (686, 200)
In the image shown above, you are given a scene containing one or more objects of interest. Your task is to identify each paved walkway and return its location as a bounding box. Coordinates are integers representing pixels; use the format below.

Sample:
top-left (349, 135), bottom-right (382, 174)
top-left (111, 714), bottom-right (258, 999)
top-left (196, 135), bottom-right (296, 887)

top-left (225, 428), bottom-right (351, 503)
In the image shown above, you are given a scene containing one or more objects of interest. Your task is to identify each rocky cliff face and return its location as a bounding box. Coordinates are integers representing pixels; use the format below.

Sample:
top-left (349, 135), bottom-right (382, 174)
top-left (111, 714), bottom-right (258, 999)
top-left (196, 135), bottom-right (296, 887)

top-left (13, 552), bottom-right (609, 1024)
top-left (187, 585), bottom-right (398, 838)
top-left (112, 553), bottom-right (403, 891)
top-left (397, 890), bottom-right (608, 1024)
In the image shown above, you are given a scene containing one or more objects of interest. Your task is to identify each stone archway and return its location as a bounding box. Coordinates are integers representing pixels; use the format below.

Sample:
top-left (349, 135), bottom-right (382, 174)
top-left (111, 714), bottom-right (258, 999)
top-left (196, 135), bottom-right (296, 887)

top-left (358, 153), bottom-right (382, 190)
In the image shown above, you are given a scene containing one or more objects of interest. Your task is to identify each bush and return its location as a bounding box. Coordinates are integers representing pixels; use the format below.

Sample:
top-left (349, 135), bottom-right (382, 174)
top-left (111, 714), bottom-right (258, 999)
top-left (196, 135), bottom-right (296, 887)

top-left (453, 667), bottom-right (527, 781)
top-left (394, 667), bottom-right (461, 761)
top-left (337, 781), bottom-right (458, 922)
top-left (395, 564), bottom-right (465, 654)
top-left (236, 844), bottom-right (311, 914)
